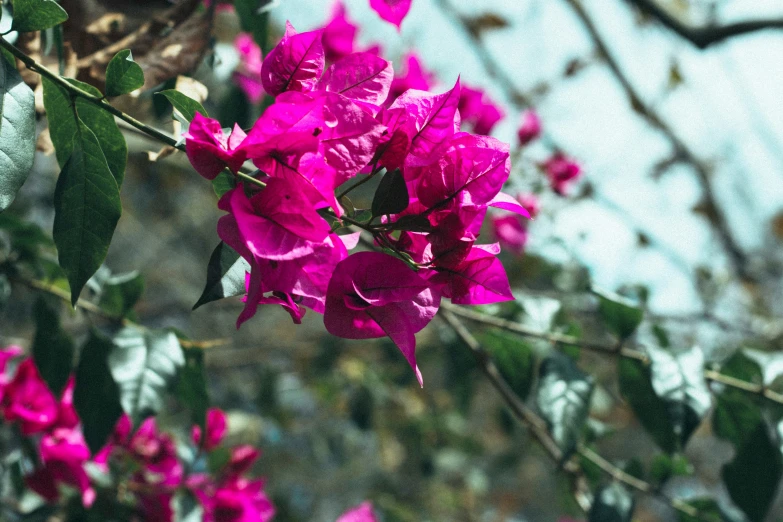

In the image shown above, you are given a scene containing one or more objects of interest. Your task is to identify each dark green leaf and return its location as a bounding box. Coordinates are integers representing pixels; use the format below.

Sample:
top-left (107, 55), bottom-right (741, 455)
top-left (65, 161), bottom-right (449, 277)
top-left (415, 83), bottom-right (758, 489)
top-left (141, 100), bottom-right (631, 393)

top-left (722, 422), bottom-right (781, 522)
top-left (156, 90), bottom-right (207, 122)
top-left (0, 57), bottom-right (35, 211)
top-left (73, 330), bottom-right (123, 454)
top-left (108, 325), bottom-right (185, 426)
top-left (649, 453), bottom-right (692, 485)
top-left (594, 286), bottom-right (643, 339)
top-left (31, 297), bottom-right (74, 396)
top-left (233, 0), bottom-right (272, 51)
top-left (105, 50), bottom-right (144, 97)
top-left (535, 352), bottom-right (594, 456)
top-left (482, 330), bottom-right (534, 401)
top-left (371, 169), bottom-right (408, 217)
top-left (713, 351), bottom-right (765, 448)
top-left (212, 170), bottom-right (236, 198)
top-left (588, 482), bottom-right (635, 522)
top-left (389, 213), bottom-right (432, 232)
top-left (98, 271), bottom-right (144, 319)
top-left (44, 77), bottom-right (127, 187)
top-left (11, 0), bottom-right (68, 32)
top-left (652, 324), bottom-right (671, 348)
top-left (176, 347), bottom-right (209, 434)
top-left (619, 357), bottom-right (677, 453)
top-left (193, 242), bottom-right (250, 310)
top-left (623, 458), bottom-right (645, 481)
top-left (51, 118), bottom-right (121, 306)
top-left (719, 350), bottom-right (763, 383)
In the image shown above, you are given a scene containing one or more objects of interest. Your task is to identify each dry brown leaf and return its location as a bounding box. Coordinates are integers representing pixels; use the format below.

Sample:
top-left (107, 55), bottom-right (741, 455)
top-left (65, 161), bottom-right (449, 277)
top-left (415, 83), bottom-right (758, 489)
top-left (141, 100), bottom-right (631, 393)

top-left (85, 13), bottom-right (127, 39)
top-left (36, 127), bottom-right (55, 156)
top-left (771, 211), bottom-right (783, 240)
top-left (15, 32), bottom-right (41, 90)
top-left (147, 146), bottom-right (177, 163)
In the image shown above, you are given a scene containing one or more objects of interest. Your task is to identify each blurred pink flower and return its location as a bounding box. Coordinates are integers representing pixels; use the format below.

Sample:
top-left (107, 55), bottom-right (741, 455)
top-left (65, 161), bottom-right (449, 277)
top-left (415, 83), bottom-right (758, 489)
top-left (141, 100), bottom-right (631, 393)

top-left (233, 33), bottom-right (265, 104)
top-left (322, 1), bottom-right (358, 62)
top-left (517, 109), bottom-right (542, 145)
top-left (26, 427), bottom-right (95, 507)
top-left (459, 85), bottom-right (505, 135)
top-left (1, 359), bottom-right (58, 435)
top-left (542, 153), bottom-right (582, 196)
top-left (192, 408), bottom-right (228, 451)
top-left (337, 501), bottom-right (378, 521)
top-left (369, 0), bottom-right (412, 30)
top-left (388, 52), bottom-right (435, 103)
top-left (492, 214), bottom-right (529, 254)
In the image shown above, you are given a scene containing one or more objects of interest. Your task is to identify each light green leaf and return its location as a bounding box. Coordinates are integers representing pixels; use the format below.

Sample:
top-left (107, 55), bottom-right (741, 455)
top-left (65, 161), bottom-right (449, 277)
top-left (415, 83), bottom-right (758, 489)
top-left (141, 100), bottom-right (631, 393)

top-left (0, 56), bottom-right (35, 211)
top-left (156, 89), bottom-right (207, 122)
top-left (193, 242), bottom-right (249, 310)
top-left (11, 0), bottom-right (68, 33)
top-left (109, 325), bottom-right (185, 426)
top-left (105, 49), bottom-right (144, 97)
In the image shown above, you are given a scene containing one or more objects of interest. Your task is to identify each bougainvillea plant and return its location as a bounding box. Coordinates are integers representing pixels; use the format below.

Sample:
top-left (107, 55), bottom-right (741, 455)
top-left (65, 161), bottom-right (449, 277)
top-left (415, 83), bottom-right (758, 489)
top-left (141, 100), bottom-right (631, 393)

top-left (0, 1), bottom-right (779, 522)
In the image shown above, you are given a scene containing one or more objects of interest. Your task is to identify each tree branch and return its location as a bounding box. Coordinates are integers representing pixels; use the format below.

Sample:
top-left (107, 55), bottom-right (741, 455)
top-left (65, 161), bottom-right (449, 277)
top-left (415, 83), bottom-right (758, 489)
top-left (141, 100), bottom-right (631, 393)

top-left (627, 0), bottom-right (783, 49)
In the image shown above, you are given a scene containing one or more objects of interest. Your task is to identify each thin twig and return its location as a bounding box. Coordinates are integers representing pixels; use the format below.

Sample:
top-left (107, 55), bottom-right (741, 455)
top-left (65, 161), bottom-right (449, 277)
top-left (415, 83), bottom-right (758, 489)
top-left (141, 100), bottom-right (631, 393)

top-left (443, 302), bottom-right (783, 406)
top-left (626, 0), bottom-right (783, 49)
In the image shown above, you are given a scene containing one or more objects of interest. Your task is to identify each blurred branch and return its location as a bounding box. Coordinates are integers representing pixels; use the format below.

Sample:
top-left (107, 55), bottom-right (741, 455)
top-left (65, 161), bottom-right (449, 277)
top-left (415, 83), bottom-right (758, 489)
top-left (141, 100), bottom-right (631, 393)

top-left (440, 309), bottom-right (708, 519)
top-left (443, 302), bottom-right (783, 406)
top-left (562, 0), bottom-right (757, 287)
top-left (627, 0), bottom-right (783, 49)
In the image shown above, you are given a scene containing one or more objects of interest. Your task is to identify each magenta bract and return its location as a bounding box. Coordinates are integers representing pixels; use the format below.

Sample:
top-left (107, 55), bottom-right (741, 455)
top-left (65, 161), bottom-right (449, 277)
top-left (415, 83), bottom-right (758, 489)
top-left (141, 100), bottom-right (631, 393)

top-left (369, 0), bottom-right (413, 30)
top-left (261, 22), bottom-right (325, 96)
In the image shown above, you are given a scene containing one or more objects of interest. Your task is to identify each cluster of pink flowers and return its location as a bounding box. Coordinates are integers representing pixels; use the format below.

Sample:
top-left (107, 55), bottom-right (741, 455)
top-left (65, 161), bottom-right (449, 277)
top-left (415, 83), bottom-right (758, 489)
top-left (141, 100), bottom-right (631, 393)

top-left (0, 346), bottom-right (282, 521)
top-left (186, 21), bottom-right (531, 387)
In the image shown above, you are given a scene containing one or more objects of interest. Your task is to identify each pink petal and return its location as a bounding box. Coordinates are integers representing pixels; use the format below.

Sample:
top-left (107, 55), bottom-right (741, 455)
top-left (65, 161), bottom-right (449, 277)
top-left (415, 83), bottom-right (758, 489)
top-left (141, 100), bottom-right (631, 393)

top-left (337, 501), bottom-right (379, 522)
top-left (318, 52), bottom-right (393, 108)
top-left (436, 247), bottom-right (514, 305)
top-left (488, 191), bottom-right (531, 218)
top-left (322, 1), bottom-right (358, 62)
top-left (369, 0), bottom-right (412, 30)
top-left (261, 21), bottom-right (325, 96)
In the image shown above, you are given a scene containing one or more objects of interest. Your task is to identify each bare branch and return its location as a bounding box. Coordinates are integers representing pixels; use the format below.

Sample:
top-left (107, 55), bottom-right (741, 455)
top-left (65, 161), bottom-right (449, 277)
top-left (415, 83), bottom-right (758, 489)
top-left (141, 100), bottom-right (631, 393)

top-left (627, 0), bottom-right (783, 49)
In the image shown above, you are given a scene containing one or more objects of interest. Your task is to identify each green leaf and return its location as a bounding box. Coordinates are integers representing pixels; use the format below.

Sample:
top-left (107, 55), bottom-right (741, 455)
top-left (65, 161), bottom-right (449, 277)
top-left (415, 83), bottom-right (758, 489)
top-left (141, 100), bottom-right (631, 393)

top-left (722, 422), bottom-right (781, 522)
top-left (156, 90), bottom-right (207, 122)
top-left (108, 325), bottom-right (185, 426)
top-left (713, 351), bottom-right (765, 448)
top-left (31, 297), bottom-right (74, 396)
top-left (535, 352), bottom-right (594, 456)
top-left (176, 347), bottom-right (209, 434)
top-left (212, 170), bottom-right (236, 198)
top-left (649, 453), bottom-right (692, 485)
top-left (11, 0), bottom-right (68, 33)
top-left (371, 169), bottom-right (408, 217)
top-left (98, 271), bottom-right (144, 319)
top-left (105, 50), bottom-right (144, 97)
top-left (73, 330), bottom-right (123, 454)
top-left (193, 242), bottom-right (250, 310)
top-left (676, 498), bottom-right (728, 522)
top-left (619, 357), bottom-right (677, 453)
top-left (593, 286), bottom-right (643, 339)
top-left (588, 482), bottom-right (634, 522)
top-left (52, 118), bottom-right (122, 306)
top-left (0, 57), bottom-right (36, 211)
top-left (43, 77), bottom-right (127, 187)
top-left (482, 330), bottom-right (534, 401)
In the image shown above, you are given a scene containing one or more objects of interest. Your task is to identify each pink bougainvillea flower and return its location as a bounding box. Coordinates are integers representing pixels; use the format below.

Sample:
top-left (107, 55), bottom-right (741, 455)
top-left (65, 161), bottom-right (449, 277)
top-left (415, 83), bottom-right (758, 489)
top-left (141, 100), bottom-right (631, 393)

top-left (27, 427), bottom-right (95, 507)
top-left (416, 132), bottom-right (510, 210)
top-left (388, 78), bottom-right (461, 167)
top-left (324, 252), bottom-right (439, 386)
top-left (369, 0), bottom-right (412, 30)
top-left (317, 52), bottom-right (394, 109)
top-left (1, 359), bottom-right (58, 435)
top-left (542, 152), bottom-right (582, 196)
top-left (185, 113), bottom-right (247, 180)
top-left (203, 0), bottom-right (234, 13)
top-left (261, 21), bottom-right (324, 96)
top-left (337, 502), bottom-right (378, 522)
top-left (517, 109), bottom-right (542, 146)
top-left (192, 408), bottom-right (228, 451)
top-left (322, 1), bottom-right (358, 62)
top-left (191, 475), bottom-right (275, 522)
top-left (54, 377), bottom-right (79, 430)
top-left (458, 85), bottom-right (505, 135)
top-left (388, 52), bottom-right (434, 103)
top-left (429, 244), bottom-right (514, 305)
top-left (487, 191), bottom-right (532, 218)
top-left (492, 214), bottom-right (529, 254)
top-left (233, 33), bottom-right (265, 104)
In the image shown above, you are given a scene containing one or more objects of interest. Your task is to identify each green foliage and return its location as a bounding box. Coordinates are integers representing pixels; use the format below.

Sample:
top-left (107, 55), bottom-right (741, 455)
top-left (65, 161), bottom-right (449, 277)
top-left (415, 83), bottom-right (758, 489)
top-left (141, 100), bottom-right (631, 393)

top-left (212, 170), bottom-right (237, 198)
top-left (676, 498), bottom-right (727, 522)
top-left (156, 90), bottom-right (208, 122)
top-left (0, 57), bottom-right (35, 211)
top-left (619, 357), bottom-right (677, 453)
top-left (176, 347), bottom-right (209, 435)
top-left (722, 422), bottom-right (782, 522)
top-left (712, 351), bottom-right (764, 448)
top-left (233, 0), bottom-right (271, 51)
top-left (649, 453), bottom-right (691, 485)
top-left (372, 169), bottom-right (408, 217)
top-left (593, 286), bottom-right (643, 340)
top-left (73, 331), bottom-right (123, 454)
top-left (97, 271), bottom-right (144, 319)
top-left (588, 482), bottom-right (634, 522)
top-left (10, 0), bottom-right (68, 33)
top-left (105, 50), bottom-right (145, 97)
top-left (108, 325), bottom-right (185, 426)
top-left (31, 297), bottom-right (74, 396)
top-left (482, 330), bottom-right (534, 401)
top-left (535, 352), bottom-right (594, 456)
top-left (193, 242), bottom-right (250, 310)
